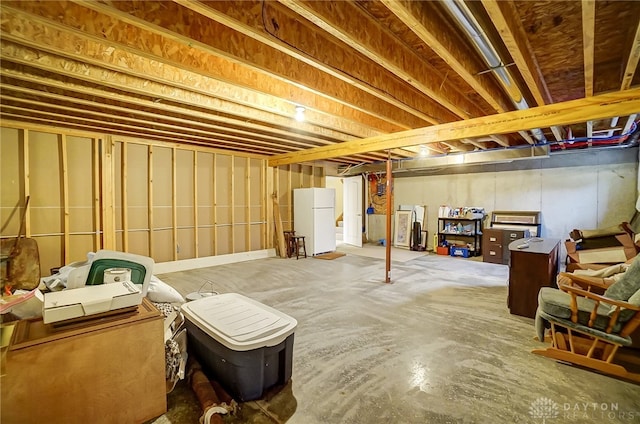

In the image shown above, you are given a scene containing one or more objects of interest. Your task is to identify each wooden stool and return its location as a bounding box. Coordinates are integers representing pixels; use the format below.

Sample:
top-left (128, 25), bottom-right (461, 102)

top-left (283, 230), bottom-right (296, 258)
top-left (292, 236), bottom-right (307, 259)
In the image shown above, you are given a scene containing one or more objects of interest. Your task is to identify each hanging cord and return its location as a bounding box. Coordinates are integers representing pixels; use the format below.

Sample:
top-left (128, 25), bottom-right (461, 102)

top-left (197, 280), bottom-right (218, 297)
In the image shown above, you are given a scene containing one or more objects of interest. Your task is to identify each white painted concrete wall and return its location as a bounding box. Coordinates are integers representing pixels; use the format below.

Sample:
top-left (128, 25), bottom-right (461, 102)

top-left (392, 159), bottom-right (637, 253)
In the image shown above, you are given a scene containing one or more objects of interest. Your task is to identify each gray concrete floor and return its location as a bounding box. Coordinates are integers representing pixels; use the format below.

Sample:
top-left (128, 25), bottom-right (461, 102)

top-left (150, 247), bottom-right (640, 424)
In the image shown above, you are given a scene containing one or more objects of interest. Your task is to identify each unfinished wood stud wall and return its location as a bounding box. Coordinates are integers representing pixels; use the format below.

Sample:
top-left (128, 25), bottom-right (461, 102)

top-left (1, 123), bottom-right (324, 275)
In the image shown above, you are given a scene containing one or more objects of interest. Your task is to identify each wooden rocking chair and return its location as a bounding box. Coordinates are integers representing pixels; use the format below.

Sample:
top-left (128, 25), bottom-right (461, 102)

top-left (533, 257), bottom-right (640, 383)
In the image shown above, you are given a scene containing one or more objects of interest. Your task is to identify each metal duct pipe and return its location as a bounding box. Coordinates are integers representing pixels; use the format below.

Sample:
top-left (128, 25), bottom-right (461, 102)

top-left (441, 0), bottom-right (547, 143)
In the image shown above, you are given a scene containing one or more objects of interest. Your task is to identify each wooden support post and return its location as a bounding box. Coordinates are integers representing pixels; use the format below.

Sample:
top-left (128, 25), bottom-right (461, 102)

top-left (385, 153), bottom-right (392, 283)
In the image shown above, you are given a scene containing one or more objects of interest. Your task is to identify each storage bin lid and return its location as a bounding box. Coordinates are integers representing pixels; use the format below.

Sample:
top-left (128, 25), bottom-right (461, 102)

top-left (181, 293), bottom-right (297, 351)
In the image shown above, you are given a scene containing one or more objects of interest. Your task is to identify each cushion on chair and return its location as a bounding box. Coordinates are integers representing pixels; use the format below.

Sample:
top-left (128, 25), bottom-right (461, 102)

top-left (536, 308), bottom-right (633, 346)
top-left (538, 287), bottom-right (625, 333)
top-left (604, 254), bottom-right (640, 301)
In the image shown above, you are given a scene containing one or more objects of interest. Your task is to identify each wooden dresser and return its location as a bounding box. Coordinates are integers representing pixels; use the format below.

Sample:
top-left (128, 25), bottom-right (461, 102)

top-left (508, 238), bottom-right (560, 319)
top-left (1, 298), bottom-right (166, 424)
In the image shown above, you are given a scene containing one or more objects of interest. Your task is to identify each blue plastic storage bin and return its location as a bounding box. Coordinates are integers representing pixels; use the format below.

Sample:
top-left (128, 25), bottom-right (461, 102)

top-left (450, 246), bottom-right (470, 258)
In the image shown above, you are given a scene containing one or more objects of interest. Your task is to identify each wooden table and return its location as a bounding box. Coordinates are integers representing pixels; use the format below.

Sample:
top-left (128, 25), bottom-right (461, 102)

top-left (508, 237), bottom-right (560, 319)
top-left (1, 298), bottom-right (166, 424)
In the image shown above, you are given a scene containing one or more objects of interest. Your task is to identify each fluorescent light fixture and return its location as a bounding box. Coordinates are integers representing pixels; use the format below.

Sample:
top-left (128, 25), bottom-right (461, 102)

top-left (295, 106), bottom-right (306, 122)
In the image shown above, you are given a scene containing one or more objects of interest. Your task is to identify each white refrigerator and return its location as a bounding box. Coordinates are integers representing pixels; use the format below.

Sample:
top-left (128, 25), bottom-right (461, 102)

top-left (293, 188), bottom-right (336, 256)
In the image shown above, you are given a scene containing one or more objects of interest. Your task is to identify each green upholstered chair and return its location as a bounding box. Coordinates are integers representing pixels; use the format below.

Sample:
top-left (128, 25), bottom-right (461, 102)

top-left (533, 254), bottom-right (640, 382)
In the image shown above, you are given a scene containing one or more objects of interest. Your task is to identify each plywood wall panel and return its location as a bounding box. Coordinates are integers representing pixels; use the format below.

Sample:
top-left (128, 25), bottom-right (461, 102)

top-left (152, 146), bottom-right (173, 229)
top-left (35, 235), bottom-right (63, 277)
top-left (2, 123), bottom-right (328, 269)
top-left (313, 166), bottom-right (324, 187)
top-left (0, 127), bottom-right (22, 236)
top-left (197, 152), bottom-right (215, 228)
top-left (177, 228), bottom-right (195, 259)
top-left (250, 224), bottom-right (262, 250)
top-left (113, 142), bottom-right (123, 232)
top-left (128, 231), bottom-right (150, 257)
top-left (216, 226), bottom-right (232, 255)
top-left (176, 149), bottom-right (194, 227)
top-left (233, 225), bottom-right (246, 252)
top-left (216, 154), bottom-right (232, 226)
top-left (198, 228), bottom-right (214, 257)
top-left (29, 132), bottom-right (62, 237)
top-left (301, 165), bottom-right (312, 187)
top-left (126, 144), bottom-right (149, 231)
top-left (154, 229), bottom-right (174, 263)
top-left (68, 234), bottom-right (96, 264)
top-left (67, 136), bottom-right (96, 234)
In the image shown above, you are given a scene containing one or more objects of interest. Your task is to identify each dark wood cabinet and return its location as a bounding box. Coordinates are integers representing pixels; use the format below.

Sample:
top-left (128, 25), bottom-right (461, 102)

top-left (483, 228), bottom-right (530, 264)
top-left (508, 238), bottom-right (560, 319)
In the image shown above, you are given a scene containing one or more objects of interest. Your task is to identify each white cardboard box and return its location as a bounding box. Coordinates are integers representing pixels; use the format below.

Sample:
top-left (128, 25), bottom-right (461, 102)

top-left (43, 281), bottom-right (142, 324)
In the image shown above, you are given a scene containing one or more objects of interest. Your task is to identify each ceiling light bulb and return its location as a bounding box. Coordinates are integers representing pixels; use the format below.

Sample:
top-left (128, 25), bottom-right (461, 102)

top-left (295, 106), bottom-right (305, 122)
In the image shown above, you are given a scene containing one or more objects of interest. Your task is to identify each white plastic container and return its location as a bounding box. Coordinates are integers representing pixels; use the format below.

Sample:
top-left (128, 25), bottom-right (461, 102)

top-left (181, 293), bottom-right (297, 401)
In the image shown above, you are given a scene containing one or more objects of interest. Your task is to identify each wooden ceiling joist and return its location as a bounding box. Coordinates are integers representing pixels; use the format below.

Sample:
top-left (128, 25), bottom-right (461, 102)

top-left (383, 0), bottom-right (512, 114)
top-left (582, 0), bottom-right (596, 97)
top-left (278, 0), bottom-right (485, 120)
top-left (1, 1), bottom-right (409, 134)
top-left (0, 75), bottom-right (350, 151)
top-left (481, 0), bottom-right (552, 107)
top-left (0, 43), bottom-right (359, 146)
top-left (63, 0), bottom-right (435, 130)
top-left (268, 88), bottom-right (640, 166)
top-left (621, 19), bottom-right (640, 90)
top-left (167, 0), bottom-right (449, 126)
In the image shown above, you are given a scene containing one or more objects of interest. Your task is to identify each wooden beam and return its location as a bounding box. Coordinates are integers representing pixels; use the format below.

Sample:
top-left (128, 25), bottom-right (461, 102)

top-left (121, 142), bottom-right (128, 252)
top-left (278, 0), bottom-right (484, 119)
top-left (7, 0), bottom-right (411, 133)
top-left (213, 153), bottom-right (218, 256)
top-left (383, 0), bottom-right (511, 113)
top-left (489, 135), bottom-right (510, 147)
top-left (60, 134), bottom-right (69, 264)
top-left (169, 0), bottom-right (446, 126)
top-left (193, 151), bottom-right (199, 258)
top-left (481, 0), bottom-right (552, 106)
top-left (21, 129), bottom-right (31, 238)
top-left (148, 145), bottom-right (154, 258)
top-left (0, 6), bottom-right (398, 136)
top-left (93, 138), bottom-right (101, 251)
top-left (100, 136), bottom-right (115, 249)
top-left (621, 20), bottom-right (640, 90)
top-left (0, 37), bottom-right (377, 146)
top-left (461, 139), bottom-right (486, 150)
top-left (268, 88), bottom-right (640, 166)
top-left (582, 0), bottom-right (595, 97)
top-left (385, 155), bottom-right (392, 284)
top-left (0, 71), bottom-right (383, 156)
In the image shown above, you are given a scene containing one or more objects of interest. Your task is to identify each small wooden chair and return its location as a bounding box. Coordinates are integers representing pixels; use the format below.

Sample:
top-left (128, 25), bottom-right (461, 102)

top-left (283, 230), bottom-right (296, 258)
top-left (292, 236), bottom-right (307, 259)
